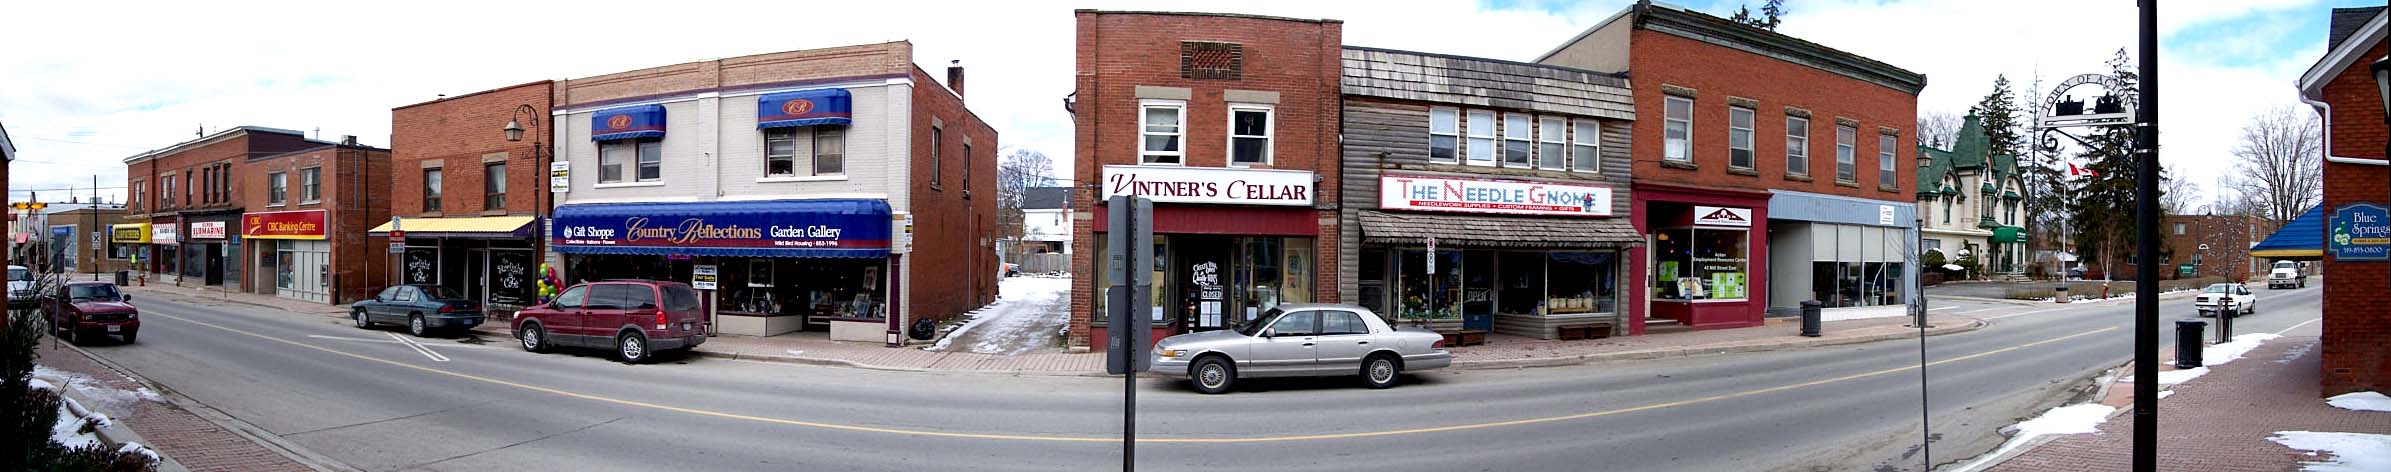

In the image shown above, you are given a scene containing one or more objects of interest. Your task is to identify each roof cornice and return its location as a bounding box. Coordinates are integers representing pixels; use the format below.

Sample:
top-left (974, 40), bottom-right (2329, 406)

top-left (1637, 3), bottom-right (1926, 94)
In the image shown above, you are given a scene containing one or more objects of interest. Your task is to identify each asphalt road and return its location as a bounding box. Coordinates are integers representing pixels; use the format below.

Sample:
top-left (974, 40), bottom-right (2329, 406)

top-left (67, 284), bottom-right (2325, 472)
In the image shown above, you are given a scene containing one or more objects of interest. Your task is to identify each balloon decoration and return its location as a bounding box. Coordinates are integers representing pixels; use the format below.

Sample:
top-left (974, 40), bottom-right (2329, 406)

top-left (535, 263), bottom-right (563, 304)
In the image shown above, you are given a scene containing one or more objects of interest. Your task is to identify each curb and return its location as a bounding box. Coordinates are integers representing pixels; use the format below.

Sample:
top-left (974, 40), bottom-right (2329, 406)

top-left (123, 286), bottom-right (348, 316)
top-left (460, 324), bottom-right (1118, 379)
top-left (1930, 295), bottom-right (2043, 306)
top-left (36, 373), bottom-right (191, 472)
top-left (56, 342), bottom-right (360, 472)
top-left (1448, 316), bottom-right (1989, 371)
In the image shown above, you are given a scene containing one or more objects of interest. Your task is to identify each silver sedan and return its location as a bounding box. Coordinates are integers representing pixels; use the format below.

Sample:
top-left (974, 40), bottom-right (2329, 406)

top-left (1151, 303), bottom-right (1452, 394)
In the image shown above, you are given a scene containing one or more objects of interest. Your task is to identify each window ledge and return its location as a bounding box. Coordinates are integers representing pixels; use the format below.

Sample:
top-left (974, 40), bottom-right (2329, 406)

top-left (300, 200), bottom-right (320, 206)
top-left (1834, 180), bottom-right (1860, 188)
top-left (595, 181), bottom-right (666, 189)
top-left (1659, 160), bottom-right (1698, 171)
top-left (420, 212), bottom-right (445, 218)
top-left (1726, 167), bottom-right (1758, 176)
top-left (757, 175), bottom-right (850, 183)
top-left (481, 209), bottom-right (510, 216)
top-left (1878, 184), bottom-right (1900, 193)
top-left (1784, 173), bottom-right (1814, 182)
top-left (266, 203), bottom-right (286, 208)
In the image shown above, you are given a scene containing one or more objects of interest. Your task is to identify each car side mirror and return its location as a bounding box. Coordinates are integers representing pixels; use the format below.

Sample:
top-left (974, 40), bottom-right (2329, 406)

top-left (121, 295), bottom-right (130, 302)
top-left (1260, 328), bottom-right (1276, 338)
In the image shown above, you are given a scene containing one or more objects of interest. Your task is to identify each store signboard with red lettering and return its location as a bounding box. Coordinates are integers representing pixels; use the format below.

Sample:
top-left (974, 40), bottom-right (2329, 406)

top-left (243, 210), bottom-right (328, 240)
top-left (189, 221), bottom-right (227, 240)
top-left (1099, 165), bottom-right (1313, 206)
top-left (1379, 175), bottom-right (1612, 217)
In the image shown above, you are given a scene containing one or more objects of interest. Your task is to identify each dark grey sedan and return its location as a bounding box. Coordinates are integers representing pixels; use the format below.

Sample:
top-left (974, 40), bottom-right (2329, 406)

top-left (352, 285), bottom-right (483, 337)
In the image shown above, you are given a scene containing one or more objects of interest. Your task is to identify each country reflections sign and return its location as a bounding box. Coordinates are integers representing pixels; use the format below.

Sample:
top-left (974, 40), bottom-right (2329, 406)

top-left (1380, 175), bottom-right (1612, 217)
top-left (550, 199), bottom-right (893, 258)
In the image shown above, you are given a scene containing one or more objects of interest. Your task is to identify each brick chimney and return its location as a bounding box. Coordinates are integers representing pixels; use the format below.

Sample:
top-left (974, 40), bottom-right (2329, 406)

top-left (946, 60), bottom-right (965, 100)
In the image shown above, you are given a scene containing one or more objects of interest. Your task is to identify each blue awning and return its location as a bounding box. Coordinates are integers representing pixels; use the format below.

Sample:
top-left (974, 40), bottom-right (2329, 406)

top-left (551, 199), bottom-right (891, 258)
top-left (591, 104), bottom-right (667, 141)
top-left (757, 89), bottom-right (853, 129)
top-left (2250, 205), bottom-right (2324, 259)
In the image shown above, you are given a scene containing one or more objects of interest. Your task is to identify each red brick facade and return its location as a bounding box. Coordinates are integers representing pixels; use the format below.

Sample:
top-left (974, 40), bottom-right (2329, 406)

top-left (1625, 29), bottom-right (1918, 198)
top-left (2157, 214), bottom-right (2273, 281)
top-left (908, 67), bottom-right (1000, 323)
top-left (2313, 31), bottom-right (2390, 396)
top-left (389, 81), bottom-right (554, 218)
top-left (236, 145), bottom-right (393, 303)
top-left (121, 128), bottom-right (323, 292)
top-left (1070, 10), bottom-right (1344, 349)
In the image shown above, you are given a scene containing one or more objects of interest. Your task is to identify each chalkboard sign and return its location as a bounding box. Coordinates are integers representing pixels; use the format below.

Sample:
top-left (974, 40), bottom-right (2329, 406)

top-left (488, 250), bottom-right (532, 306)
top-left (403, 248), bottom-right (439, 285)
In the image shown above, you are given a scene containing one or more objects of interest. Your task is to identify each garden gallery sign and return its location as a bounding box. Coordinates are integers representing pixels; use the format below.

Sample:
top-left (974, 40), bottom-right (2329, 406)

top-left (2331, 202), bottom-right (2389, 261)
top-left (1380, 175), bottom-right (1612, 217)
top-left (1100, 165), bottom-right (1313, 206)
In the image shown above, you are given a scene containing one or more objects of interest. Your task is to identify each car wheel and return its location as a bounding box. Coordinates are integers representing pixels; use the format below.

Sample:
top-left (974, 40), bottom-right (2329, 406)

top-left (618, 332), bottom-right (650, 364)
top-left (353, 309), bottom-right (371, 329)
top-left (518, 322), bottom-right (548, 353)
top-left (408, 314), bottom-right (430, 337)
top-left (1191, 356), bottom-right (1235, 394)
top-left (1362, 354), bottom-right (1402, 389)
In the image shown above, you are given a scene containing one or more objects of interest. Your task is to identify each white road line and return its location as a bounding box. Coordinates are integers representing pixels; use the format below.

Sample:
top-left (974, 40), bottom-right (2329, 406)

top-left (1982, 308), bottom-right (2063, 321)
top-left (1930, 306), bottom-right (1957, 311)
top-left (386, 332), bottom-right (451, 362)
top-left (1956, 307), bottom-right (2009, 314)
top-left (2274, 317), bottom-right (2324, 336)
top-left (305, 334), bottom-right (495, 349)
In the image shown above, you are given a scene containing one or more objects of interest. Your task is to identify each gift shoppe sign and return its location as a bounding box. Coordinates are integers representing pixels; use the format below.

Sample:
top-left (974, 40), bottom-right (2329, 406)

top-left (1379, 175), bottom-right (1612, 217)
top-left (243, 210), bottom-right (328, 240)
top-left (1100, 165), bottom-right (1313, 206)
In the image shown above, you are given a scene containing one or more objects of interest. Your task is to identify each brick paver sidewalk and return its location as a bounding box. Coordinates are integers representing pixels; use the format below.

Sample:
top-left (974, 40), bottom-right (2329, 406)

top-left (36, 342), bottom-right (314, 472)
top-left (1989, 336), bottom-right (2390, 471)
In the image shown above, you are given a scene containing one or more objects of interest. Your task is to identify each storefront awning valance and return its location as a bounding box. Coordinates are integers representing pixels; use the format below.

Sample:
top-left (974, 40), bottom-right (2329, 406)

top-left (757, 89), bottom-right (853, 128)
top-left (367, 216), bottom-right (536, 239)
top-left (2251, 205), bottom-right (2324, 259)
top-left (591, 104), bottom-right (667, 141)
top-left (551, 199), bottom-right (891, 258)
top-left (1358, 211), bottom-right (1641, 249)
top-left (1992, 226), bottom-right (2028, 243)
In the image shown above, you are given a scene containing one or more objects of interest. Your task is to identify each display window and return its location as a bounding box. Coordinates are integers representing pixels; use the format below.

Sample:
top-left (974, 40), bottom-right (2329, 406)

top-left (1652, 227), bottom-right (1749, 301)
top-left (1372, 247), bottom-right (1619, 321)
top-left (1804, 223), bottom-right (1907, 308)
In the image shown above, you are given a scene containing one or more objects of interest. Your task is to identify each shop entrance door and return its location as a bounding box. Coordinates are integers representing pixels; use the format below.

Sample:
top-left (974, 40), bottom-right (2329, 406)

top-left (1173, 235), bottom-right (1231, 332)
top-left (203, 243), bottom-right (223, 286)
top-left (464, 249), bottom-right (487, 308)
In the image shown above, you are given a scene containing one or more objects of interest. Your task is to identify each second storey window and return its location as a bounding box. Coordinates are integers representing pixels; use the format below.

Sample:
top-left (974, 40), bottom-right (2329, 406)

top-left (1878, 133), bottom-right (1897, 188)
top-left (931, 127), bottom-right (945, 187)
top-left (162, 176), bottom-right (175, 207)
top-left (598, 139), bottom-right (662, 183)
top-left (1836, 125), bottom-right (1857, 183)
top-left (1140, 100), bottom-right (1183, 165)
top-left (267, 172), bottom-right (287, 205)
top-left (1538, 116), bottom-right (1565, 169)
top-left (300, 167), bottom-right (320, 203)
top-left (1664, 96), bottom-right (1692, 162)
top-left (1502, 113), bottom-right (1531, 167)
top-left (423, 168), bottom-right (443, 212)
top-left (765, 128), bottom-right (799, 177)
top-left (1466, 110), bottom-right (1495, 166)
top-left (1786, 116), bottom-right (1811, 176)
top-left (1429, 107), bottom-right (1459, 162)
top-left (814, 127), bottom-right (845, 175)
top-left (1229, 105), bottom-right (1272, 166)
top-left (1572, 120), bottom-right (1600, 172)
top-left (484, 162), bottom-right (506, 210)
top-left (1728, 105), bottom-right (1755, 169)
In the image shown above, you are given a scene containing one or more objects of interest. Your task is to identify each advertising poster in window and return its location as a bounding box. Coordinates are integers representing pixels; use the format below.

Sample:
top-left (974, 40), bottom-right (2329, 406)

top-left (403, 247), bottom-right (440, 285)
top-left (488, 250), bottom-right (532, 306)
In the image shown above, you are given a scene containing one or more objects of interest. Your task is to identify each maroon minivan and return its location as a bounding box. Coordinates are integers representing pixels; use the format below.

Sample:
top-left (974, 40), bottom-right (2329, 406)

top-left (512, 280), bottom-right (706, 363)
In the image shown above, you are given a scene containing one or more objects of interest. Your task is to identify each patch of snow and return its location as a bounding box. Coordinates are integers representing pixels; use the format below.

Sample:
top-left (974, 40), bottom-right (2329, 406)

top-left (2268, 431), bottom-right (2391, 472)
top-left (784, 350), bottom-right (805, 358)
top-left (30, 378), bottom-right (57, 391)
top-left (2158, 390), bottom-right (2174, 399)
top-left (2326, 392), bottom-right (2391, 413)
top-left (118, 442), bottom-right (159, 461)
top-left (926, 276), bottom-right (1072, 355)
top-left (2158, 367), bottom-right (2208, 385)
top-left (1819, 305), bottom-right (1907, 322)
top-left (50, 401), bottom-right (100, 450)
top-left (2203, 333), bottom-right (2282, 366)
top-left (1948, 403), bottom-right (2119, 472)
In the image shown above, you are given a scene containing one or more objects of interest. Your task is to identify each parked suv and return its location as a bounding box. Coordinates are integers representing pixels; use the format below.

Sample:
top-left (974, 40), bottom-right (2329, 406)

top-left (511, 280), bottom-right (706, 363)
top-left (46, 281), bottom-right (139, 345)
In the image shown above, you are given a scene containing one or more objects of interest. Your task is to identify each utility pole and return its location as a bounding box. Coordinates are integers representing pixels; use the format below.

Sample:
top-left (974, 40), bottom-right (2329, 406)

top-left (2131, 1), bottom-right (2161, 470)
top-left (91, 174), bottom-right (99, 281)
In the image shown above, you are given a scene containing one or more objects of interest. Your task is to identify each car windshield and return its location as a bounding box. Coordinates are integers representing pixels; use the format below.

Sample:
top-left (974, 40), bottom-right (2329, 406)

top-left (68, 284), bottom-right (121, 302)
top-left (2203, 284), bottom-right (2233, 294)
top-left (418, 286), bottom-right (463, 300)
top-left (8, 268), bottom-right (29, 282)
top-left (1234, 308), bottom-right (1287, 336)
top-left (2276, 262), bottom-right (2298, 269)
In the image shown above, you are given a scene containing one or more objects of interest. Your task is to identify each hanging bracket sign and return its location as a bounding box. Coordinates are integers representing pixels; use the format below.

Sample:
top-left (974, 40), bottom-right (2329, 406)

top-left (2331, 203), bottom-right (2390, 261)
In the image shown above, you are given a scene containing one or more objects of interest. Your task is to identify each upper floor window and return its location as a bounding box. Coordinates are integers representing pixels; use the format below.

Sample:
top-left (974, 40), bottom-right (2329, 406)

top-left (131, 180), bottom-right (145, 211)
top-left (267, 172), bottom-right (287, 205)
top-left (484, 162), bottom-right (506, 210)
top-left (1229, 105), bottom-right (1272, 166)
top-left (1728, 106), bottom-right (1755, 170)
top-left (931, 127), bottom-right (946, 187)
top-left (1466, 110), bottom-right (1496, 166)
top-left (1877, 133), bottom-right (1897, 188)
top-left (300, 167), bottom-right (321, 203)
top-left (1538, 116), bottom-right (1566, 170)
top-left (963, 142), bottom-right (974, 193)
top-left (1664, 97), bottom-right (1693, 162)
top-left (423, 168), bottom-right (443, 212)
top-left (1786, 116), bottom-right (1811, 176)
top-left (766, 128), bottom-right (800, 177)
top-left (161, 176), bottom-right (175, 207)
top-left (1140, 101), bottom-right (1183, 165)
top-left (598, 139), bottom-right (661, 183)
top-left (814, 127), bottom-right (846, 176)
top-left (1502, 113), bottom-right (1531, 167)
top-left (2174, 223), bottom-right (2186, 235)
top-left (1571, 120), bottom-right (1600, 172)
top-left (1835, 125), bottom-right (1857, 183)
top-left (1429, 107), bottom-right (1459, 163)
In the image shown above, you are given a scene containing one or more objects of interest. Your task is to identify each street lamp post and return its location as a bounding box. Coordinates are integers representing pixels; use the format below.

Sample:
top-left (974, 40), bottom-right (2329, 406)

top-left (504, 104), bottom-right (546, 291)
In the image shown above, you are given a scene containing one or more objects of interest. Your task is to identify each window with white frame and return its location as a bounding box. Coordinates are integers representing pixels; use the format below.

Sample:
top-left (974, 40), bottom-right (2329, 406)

top-left (1466, 110), bottom-right (1495, 166)
top-left (1229, 104), bottom-right (1272, 165)
top-left (1664, 97), bottom-right (1692, 162)
top-left (1538, 116), bottom-right (1566, 169)
top-left (1878, 133), bottom-right (1897, 188)
top-left (1835, 125), bottom-right (1857, 182)
top-left (1140, 100), bottom-right (1184, 165)
top-left (267, 172), bottom-right (287, 205)
top-left (1503, 113), bottom-right (1531, 167)
top-left (636, 140), bottom-right (661, 181)
top-left (483, 162), bottom-right (505, 210)
top-left (1786, 116), bottom-right (1811, 176)
top-left (599, 142), bottom-right (627, 183)
top-left (599, 139), bottom-right (662, 183)
top-left (814, 127), bottom-right (845, 175)
top-left (1728, 106), bottom-right (1755, 169)
top-left (300, 167), bottom-right (320, 203)
top-left (765, 128), bottom-right (799, 177)
top-left (1429, 107), bottom-right (1459, 163)
top-left (422, 168), bottom-right (443, 212)
top-left (1571, 120), bottom-right (1600, 172)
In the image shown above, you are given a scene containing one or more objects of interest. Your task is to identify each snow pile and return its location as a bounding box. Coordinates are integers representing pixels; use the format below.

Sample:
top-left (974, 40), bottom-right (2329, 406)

top-left (2153, 333), bottom-right (2284, 386)
top-left (2157, 367), bottom-right (2208, 385)
top-left (118, 442), bottom-right (159, 461)
top-left (927, 276), bottom-right (1073, 355)
top-left (50, 395), bottom-right (103, 450)
top-left (1949, 404), bottom-right (2119, 472)
top-left (2325, 392), bottom-right (2391, 413)
top-left (2268, 431), bottom-right (2391, 472)
top-left (1818, 305), bottom-right (1906, 322)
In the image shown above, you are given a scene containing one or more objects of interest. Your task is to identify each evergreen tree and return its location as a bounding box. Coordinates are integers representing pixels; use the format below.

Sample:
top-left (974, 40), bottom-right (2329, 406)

top-left (2067, 49), bottom-right (2161, 276)
top-left (1970, 75), bottom-right (2024, 162)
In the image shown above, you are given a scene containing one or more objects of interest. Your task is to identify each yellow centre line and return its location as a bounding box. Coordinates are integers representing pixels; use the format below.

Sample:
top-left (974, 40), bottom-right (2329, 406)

top-left (146, 310), bottom-right (2116, 444)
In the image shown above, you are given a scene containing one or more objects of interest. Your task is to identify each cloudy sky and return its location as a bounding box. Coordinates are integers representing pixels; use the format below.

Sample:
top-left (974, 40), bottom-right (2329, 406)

top-left (1, 0), bottom-right (2374, 208)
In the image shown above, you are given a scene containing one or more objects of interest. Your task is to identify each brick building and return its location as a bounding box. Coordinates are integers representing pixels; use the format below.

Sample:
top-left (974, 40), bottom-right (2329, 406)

top-left (1070, 10), bottom-right (1344, 350)
top-left (121, 127), bottom-right (326, 291)
top-left (1539, 0), bottom-right (1925, 331)
top-left (2298, 5), bottom-right (2389, 396)
top-left (2156, 213), bottom-right (2271, 281)
top-left (236, 141), bottom-right (393, 303)
top-left (382, 81), bottom-right (555, 315)
top-left (544, 42), bottom-right (995, 343)
top-left (36, 204), bottom-right (129, 276)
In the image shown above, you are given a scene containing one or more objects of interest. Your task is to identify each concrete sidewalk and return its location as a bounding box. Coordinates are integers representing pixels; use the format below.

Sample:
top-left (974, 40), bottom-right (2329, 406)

top-left (1985, 336), bottom-right (2390, 471)
top-left (123, 282), bottom-right (1985, 376)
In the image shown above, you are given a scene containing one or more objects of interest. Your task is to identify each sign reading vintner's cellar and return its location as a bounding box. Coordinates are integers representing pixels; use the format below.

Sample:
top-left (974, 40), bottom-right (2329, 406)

top-left (1099, 165), bottom-right (1314, 206)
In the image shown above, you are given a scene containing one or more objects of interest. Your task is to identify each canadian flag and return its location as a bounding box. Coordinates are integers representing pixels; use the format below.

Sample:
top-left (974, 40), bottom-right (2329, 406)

top-left (2068, 162), bottom-right (2099, 177)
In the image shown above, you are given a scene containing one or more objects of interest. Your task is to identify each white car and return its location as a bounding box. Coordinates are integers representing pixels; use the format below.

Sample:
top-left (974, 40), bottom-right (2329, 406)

top-left (7, 265), bottom-right (34, 307)
top-left (1150, 304), bottom-right (1452, 394)
top-left (2194, 283), bottom-right (2255, 317)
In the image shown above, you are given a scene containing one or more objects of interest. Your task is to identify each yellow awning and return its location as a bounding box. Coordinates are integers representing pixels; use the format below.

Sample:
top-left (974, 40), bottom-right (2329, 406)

top-left (367, 216), bottom-right (536, 238)
top-left (111, 223), bottom-right (150, 243)
top-left (2249, 249), bottom-right (2322, 259)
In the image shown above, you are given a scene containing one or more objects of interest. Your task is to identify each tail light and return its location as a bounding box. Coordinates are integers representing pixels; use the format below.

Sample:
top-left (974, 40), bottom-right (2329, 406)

top-left (1431, 339), bottom-right (1446, 350)
top-left (438, 304), bottom-right (454, 313)
top-left (655, 310), bottom-right (669, 330)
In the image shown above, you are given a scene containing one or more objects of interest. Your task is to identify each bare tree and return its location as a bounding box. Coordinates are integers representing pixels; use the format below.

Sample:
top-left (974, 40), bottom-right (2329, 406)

top-left (2226, 106), bottom-right (2323, 223)
top-left (996, 148), bottom-right (1058, 260)
top-left (1916, 111), bottom-right (1963, 149)
top-left (2160, 171), bottom-right (2198, 216)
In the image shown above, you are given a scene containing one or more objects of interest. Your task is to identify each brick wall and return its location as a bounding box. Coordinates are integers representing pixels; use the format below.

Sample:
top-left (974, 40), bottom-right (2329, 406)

top-left (1627, 29), bottom-right (1918, 202)
top-left (237, 146), bottom-right (394, 303)
top-left (906, 66), bottom-right (1000, 323)
top-left (1070, 11), bottom-right (1344, 348)
top-left (390, 81), bottom-right (554, 218)
top-left (2156, 214), bottom-right (2272, 281)
top-left (2319, 37), bottom-right (2391, 397)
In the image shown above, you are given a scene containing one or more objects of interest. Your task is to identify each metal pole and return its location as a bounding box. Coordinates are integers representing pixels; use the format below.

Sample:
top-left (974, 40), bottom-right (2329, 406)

top-left (91, 175), bottom-right (99, 281)
top-left (1124, 350), bottom-right (1135, 472)
top-left (2132, 1), bottom-right (2161, 470)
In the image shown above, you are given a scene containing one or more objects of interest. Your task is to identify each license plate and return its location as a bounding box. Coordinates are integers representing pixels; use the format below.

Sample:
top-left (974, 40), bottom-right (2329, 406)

top-left (680, 322), bottom-right (693, 330)
top-left (106, 325), bottom-right (121, 333)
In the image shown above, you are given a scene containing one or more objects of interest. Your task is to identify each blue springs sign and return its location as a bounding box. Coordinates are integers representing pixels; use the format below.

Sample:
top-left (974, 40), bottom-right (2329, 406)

top-left (2330, 203), bottom-right (2390, 262)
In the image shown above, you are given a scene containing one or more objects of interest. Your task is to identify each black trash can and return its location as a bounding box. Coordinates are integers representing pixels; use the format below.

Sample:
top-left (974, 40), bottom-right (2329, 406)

top-left (114, 270), bottom-right (128, 286)
top-left (2175, 319), bottom-right (2207, 368)
top-left (1799, 300), bottom-right (1824, 337)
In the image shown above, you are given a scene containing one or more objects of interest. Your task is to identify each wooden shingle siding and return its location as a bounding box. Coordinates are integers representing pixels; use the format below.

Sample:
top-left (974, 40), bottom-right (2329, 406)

top-left (1340, 47), bottom-right (1634, 121)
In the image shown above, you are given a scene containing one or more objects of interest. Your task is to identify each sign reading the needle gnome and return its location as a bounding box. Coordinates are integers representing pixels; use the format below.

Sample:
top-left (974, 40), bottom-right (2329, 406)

top-left (1380, 175), bottom-right (1612, 217)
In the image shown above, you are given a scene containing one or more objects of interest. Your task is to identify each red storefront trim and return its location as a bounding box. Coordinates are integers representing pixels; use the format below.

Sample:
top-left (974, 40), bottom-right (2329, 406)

top-left (1090, 204), bottom-right (1318, 236)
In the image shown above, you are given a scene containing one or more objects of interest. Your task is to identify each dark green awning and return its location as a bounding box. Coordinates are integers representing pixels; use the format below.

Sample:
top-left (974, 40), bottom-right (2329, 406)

top-left (1992, 226), bottom-right (2028, 243)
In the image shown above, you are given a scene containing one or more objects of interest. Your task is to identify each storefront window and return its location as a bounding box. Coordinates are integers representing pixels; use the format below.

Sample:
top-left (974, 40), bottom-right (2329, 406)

top-left (1546, 252), bottom-right (1618, 314)
top-left (1359, 248), bottom-right (1388, 315)
top-left (1653, 228), bottom-right (1748, 301)
top-left (1497, 251), bottom-right (1544, 315)
top-left (1396, 249), bottom-right (1462, 322)
top-left (1807, 223), bottom-right (1908, 308)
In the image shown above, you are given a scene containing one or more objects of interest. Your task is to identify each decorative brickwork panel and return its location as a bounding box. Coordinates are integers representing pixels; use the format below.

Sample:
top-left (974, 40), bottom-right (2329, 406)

top-left (1181, 41), bottom-right (1244, 80)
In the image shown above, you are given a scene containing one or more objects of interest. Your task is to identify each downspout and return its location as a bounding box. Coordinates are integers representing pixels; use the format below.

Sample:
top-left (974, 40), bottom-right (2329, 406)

top-left (2304, 95), bottom-right (2391, 166)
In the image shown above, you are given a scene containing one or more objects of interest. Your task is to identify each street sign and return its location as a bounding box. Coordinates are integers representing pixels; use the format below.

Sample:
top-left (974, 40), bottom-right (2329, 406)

top-left (550, 162), bottom-right (571, 193)
top-left (1425, 237), bottom-right (1437, 274)
top-left (691, 264), bottom-right (718, 290)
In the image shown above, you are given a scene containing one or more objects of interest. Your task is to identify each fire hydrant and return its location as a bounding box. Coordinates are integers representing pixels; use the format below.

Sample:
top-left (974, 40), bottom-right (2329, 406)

top-left (2101, 282), bottom-right (2111, 300)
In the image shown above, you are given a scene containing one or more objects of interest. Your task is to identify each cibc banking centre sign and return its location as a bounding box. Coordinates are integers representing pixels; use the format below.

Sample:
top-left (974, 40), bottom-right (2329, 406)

top-left (1100, 165), bottom-right (1314, 206)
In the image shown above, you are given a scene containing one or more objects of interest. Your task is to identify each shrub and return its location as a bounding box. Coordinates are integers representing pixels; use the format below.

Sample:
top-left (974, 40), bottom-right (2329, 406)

top-left (3, 274), bottom-right (157, 472)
